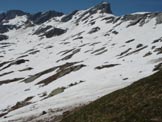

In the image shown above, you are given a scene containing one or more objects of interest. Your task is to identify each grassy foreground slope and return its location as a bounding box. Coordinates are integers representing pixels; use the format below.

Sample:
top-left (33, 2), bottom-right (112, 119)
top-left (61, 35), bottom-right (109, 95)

top-left (61, 70), bottom-right (162, 122)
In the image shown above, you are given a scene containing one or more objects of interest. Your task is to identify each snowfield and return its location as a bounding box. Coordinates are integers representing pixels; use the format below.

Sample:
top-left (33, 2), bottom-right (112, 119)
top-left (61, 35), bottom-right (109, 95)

top-left (0, 2), bottom-right (162, 122)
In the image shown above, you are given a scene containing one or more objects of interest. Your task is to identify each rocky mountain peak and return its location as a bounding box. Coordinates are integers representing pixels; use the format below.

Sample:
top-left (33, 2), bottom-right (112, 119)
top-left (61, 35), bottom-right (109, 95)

top-left (29, 10), bottom-right (64, 24)
top-left (0, 10), bottom-right (28, 23)
top-left (90, 1), bottom-right (112, 14)
top-left (3, 10), bottom-right (29, 20)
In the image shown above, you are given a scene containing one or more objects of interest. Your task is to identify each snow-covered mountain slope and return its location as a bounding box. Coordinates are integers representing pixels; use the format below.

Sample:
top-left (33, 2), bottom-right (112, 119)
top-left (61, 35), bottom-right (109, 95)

top-left (0, 2), bottom-right (162, 122)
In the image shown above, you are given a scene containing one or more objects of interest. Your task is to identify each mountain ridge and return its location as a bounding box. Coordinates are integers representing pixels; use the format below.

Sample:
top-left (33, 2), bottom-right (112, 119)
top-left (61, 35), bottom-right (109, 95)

top-left (0, 2), bottom-right (162, 122)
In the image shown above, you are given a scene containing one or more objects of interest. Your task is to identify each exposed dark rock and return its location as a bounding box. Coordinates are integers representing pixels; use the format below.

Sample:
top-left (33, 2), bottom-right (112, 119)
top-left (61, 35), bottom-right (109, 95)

top-left (88, 27), bottom-right (100, 34)
top-left (119, 46), bottom-right (148, 58)
top-left (89, 21), bottom-right (95, 25)
top-left (0, 24), bottom-right (17, 33)
top-left (37, 62), bottom-right (86, 86)
top-left (91, 47), bottom-right (106, 54)
top-left (33, 25), bottom-right (52, 35)
top-left (5, 96), bottom-right (33, 115)
top-left (39, 92), bottom-right (47, 97)
top-left (0, 59), bottom-right (29, 72)
top-left (89, 42), bottom-right (101, 46)
top-left (23, 66), bottom-right (58, 83)
top-left (5, 10), bottom-right (29, 20)
top-left (0, 112), bottom-right (8, 118)
top-left (24, 20), bottom-right (34, 28)
top-left (152, 38), bottom-right (162, 44)
top-left (112, 30), bottom-right (118, 35)
top-left (29, 11), bottom-right (64, 24)
top-left (0, 78), bottom-right (24, 86)
top-left (0, 13), bottom-right (5, 22)
top-left (143, 51), bottom-right (152, 57)
top-left (152, 46), bottom-right (156, 50)
top-left (68, 81), bottom-right (85, 87)
top-left (102, 16), bottom-right (115, 23)
top-left (91, 47), bottom-right (107, 55)
top-left (127, 18), bottom-right (143, 27)
top-left (156, 12), bottom-right (162, 24)
top-left (0, 71), bottom-right (14, 77)
top-left (44, 28), bottom-right (66, 38)
top-left (118, 48), bottom-right (132, 57)
top-left (0, 35), bottom-right (8, 41)
top-left (102, 16), bottom-right (114, 21)
top-left (58, 49), bottom-right (80, 62)
top-left (45, 45), bottom-right (53, 49)
top-left (19, 67), bottom-right (33, 72)
top-left (28, 50), bottom-right (40, 55)
top-left (17, 55), bottom-right (28, 59)
top-left (71, 31), bottom-right (85, 38)
top-left (42, 111), bottom-right (47, 115)
top-left (104, 33), bottom-right (110, 36)
top-left (15, 59), bottom-right (29, 65)
top-left (154, 47), bottom-right (162, 55)
top-left (122, 14), bottom-right (147, 21)
top-left (95, 49), bottom-right (108, 55)
top-left (0, 10), bottom-right (28, 24)
top-left (61, 81), bottom-right (85, 91)
top-left (90, 2), bottom-right (112, 14)
top-left (58, 49), bottom-right (75, 56)
top-left (125, 39), bottom-right (135, 43)
top-left (61, 10), bottom-right (78, 22)
top-left (123, 78), bottom-right (128, 80)
top-left (76, 2), bottom-right (112, 24)
top-left (73, 36), bottom-right (83, 40)
top-left (136, 44), bottom-right (143, 48)
top-left (0, 42), bottom-right (14, 48)
top-left (28, 12), bottom-right (41, 23)
top-left (122, 14), bottom-right (148, 27)
top-left (95, 64), bottom-right (120, 70)
top-left (81, 16), bottom-right (91, 22)
top-left (122, 13), bottom-right (162, 27)
top-left (0, 61), bottom-right (11, 68)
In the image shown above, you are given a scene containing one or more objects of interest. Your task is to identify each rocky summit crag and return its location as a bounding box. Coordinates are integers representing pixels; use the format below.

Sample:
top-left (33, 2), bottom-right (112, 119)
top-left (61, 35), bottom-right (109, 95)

top-left (0, 2), bottom-right (162, 122)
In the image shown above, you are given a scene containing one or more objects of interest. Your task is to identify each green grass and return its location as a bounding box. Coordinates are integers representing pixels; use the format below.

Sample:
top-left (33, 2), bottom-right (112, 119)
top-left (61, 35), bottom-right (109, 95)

top-left (61, 70), bottom-right (162, 122)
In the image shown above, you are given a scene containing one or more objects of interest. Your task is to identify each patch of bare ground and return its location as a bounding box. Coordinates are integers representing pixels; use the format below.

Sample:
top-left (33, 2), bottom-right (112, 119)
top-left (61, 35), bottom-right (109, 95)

top-left (125, 39), bottom-right (135, 43)
top-left (61, 70), bottom-right (162, 122)
top-left (36, 62), bottom-right (86, 86)
top-left (95, 64), bottom-right (120, 70)
top-left (19, 67), bottom-right (33, 72)
top-left (0, 78), bottom-right (24, 86)
top-left (118, 46), bottom-right (148, 58)
top-left (154, 47), bottom-right (162, 55)
top-left (57, 49), bottom-right (80, 62)
top-left (0, 59), bottom-right (29, 72)
top-left (0, 71), bottom-right (14, 77)
top-left (0, 96), bottom-right (33, 118)
top-left (91, 47), bottom-right (107, 55)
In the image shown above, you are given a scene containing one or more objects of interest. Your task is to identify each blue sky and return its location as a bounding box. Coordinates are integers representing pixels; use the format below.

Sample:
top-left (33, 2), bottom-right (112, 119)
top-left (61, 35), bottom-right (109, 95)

top-left (0, 0), bottom-right (162, 15)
